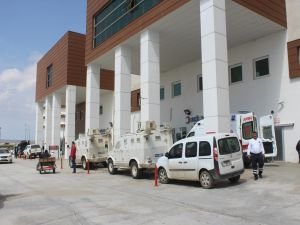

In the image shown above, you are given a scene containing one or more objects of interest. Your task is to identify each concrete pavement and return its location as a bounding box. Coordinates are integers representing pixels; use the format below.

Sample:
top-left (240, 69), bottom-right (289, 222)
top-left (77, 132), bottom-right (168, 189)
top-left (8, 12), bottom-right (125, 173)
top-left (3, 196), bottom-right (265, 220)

top-left (0, 158), bottom-right (300, 225)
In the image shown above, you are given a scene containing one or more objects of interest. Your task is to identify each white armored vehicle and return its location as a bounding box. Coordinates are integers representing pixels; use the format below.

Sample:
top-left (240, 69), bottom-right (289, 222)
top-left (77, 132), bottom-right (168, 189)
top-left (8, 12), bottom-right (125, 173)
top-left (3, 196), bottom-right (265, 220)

top-left (70, 128), bottom-right (112, 169)
top-left (107, 121), bottom-right (173, 179)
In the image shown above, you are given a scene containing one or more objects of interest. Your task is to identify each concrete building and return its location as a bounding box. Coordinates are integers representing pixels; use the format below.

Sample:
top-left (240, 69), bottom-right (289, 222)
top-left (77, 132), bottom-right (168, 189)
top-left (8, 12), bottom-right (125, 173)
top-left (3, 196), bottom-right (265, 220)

top-left (36, 0), bottom-right (300, 163)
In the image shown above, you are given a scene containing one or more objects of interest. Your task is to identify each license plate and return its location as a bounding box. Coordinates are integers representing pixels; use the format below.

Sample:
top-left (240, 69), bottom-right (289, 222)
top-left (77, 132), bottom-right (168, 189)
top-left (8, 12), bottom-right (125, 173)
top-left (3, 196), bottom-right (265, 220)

top-left (222, 160), bottom-right (231, 167)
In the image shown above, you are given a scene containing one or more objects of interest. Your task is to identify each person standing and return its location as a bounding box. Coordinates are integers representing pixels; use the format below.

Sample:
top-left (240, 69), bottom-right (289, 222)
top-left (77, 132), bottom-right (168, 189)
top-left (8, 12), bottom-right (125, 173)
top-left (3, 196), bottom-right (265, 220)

top-left (296, 139), bottom-right (300, 163)
top-left (247, 131), bottom-right (265, 180)
top-left (70, 141), bottom-right (76, 173)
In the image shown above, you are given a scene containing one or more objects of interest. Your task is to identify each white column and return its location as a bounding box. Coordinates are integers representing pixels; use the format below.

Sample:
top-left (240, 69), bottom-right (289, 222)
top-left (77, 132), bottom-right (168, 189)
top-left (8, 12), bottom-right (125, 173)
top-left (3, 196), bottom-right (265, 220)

top-left (140, 30), bottom-right (160, 126)
top-left (35, 102), bottom-right (43, 145)
top-left (44, 96), bottom-right (52, 150)
top-left (200, 0), bottom-right (230, 133)
top-left (51, 93), bottom-right (61, 148)
top-left (114, 45), bottom-right (132, 140)
top-left (65, 85), bottom-right (76, 159)
top-left (85, 64), bottom-right (100, 133)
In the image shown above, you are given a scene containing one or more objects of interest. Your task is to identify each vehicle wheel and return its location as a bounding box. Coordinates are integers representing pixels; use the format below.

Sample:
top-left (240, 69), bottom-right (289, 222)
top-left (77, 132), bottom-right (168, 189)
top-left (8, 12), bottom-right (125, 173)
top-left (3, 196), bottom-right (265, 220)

top-left (102, 161), bottom-right (108, 168)
top-left (82, 158), bottom-right (87, 170)
top-left (107, 159), bottom-right (116, 175)
top-left (229, 175), bottom-right (240, 184)
top-left (39, 170), bottom-right (42, 174)
top-left (53, 168), bottom-right (56, 174)
top-left (130, 161), bottom-right (140, 179)
top-left (199, 170), bottom-right (214, 189)
top-left (158, 168), bottom-right (169, 184)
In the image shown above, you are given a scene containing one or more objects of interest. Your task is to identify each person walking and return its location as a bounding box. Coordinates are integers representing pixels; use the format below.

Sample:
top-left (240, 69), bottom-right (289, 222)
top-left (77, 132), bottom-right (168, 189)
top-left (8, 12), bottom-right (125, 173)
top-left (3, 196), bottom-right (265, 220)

top-left (296, 139), bottom-right (300, 163)
top-left (247, 131), bottom-right (265, 180)
top-left (70, 141), bottom-right (76, 173)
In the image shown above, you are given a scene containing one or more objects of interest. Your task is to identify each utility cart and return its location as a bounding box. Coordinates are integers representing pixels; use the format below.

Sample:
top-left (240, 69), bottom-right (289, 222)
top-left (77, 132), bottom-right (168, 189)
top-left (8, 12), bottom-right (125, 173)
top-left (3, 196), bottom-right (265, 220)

top-left (36, 157), bottom-right (56, 174)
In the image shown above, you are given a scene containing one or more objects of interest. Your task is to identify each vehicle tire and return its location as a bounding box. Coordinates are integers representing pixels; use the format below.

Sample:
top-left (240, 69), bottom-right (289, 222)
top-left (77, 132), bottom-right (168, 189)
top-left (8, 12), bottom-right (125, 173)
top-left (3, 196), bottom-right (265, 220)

top-left (158, 168), bottom-right (169, 184)
top-left (102, 161), bottom-right (108, 168)
top-left (229, 175), bottom-right (240, 184)
top-left (82, 158), bottom-right (87, 170)
top-left (39, 170), bottom-right (42, 174)
top-left (199, 170), bottom-right (214, 189)
top-left (53, 168), bottom-right (56, 174)
top-left (107, 159), bottom-right (117, 175)
top-left (130, 161), bottom-right (141, 179)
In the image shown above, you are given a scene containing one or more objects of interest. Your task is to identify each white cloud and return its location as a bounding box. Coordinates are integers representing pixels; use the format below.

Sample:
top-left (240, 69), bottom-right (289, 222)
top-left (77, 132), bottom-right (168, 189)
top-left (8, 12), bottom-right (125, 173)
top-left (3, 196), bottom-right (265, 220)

top-left (0, 52), bottom-right (42, 140)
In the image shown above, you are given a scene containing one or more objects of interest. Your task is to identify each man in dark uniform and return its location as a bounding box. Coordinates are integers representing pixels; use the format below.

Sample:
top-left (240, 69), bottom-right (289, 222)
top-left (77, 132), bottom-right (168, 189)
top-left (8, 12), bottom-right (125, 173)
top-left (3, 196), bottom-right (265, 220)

top-left (247, 131), bottom-right (265, 180)
top-left (296, 140), bottom-right (300, 163)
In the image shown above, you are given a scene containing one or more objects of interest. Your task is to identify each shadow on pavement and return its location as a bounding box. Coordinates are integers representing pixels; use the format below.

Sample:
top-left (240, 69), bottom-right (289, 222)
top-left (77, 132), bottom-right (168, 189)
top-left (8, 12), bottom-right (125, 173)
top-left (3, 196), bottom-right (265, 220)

top-left (0, 193), bottom-right (20, 209)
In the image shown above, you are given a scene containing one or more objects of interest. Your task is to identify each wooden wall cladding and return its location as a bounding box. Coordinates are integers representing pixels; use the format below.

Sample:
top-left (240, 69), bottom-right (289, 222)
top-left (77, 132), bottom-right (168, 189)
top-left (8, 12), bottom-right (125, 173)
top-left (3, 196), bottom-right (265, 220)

top-left (233, 0), bottom-right (287, 27)
top-left (75, 102), bottom-right (85, 139)
top-left (131, 89), bottom-right (141, 112)
top-left (85, 0), bottom-right (190, 65)
top-left (36, 32), bottom-right (86, 102)
top-left (288, 39), bottom-right (300, 78)
top-left (100, 69), bottom-right (114, 90)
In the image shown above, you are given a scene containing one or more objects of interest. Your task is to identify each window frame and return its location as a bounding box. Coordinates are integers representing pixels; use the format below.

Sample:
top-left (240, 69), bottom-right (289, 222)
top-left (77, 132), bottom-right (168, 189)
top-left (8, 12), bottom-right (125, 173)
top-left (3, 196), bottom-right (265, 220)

top-left (253, 56), bottom-right (270, 79)
top-left (172, 80), bottom-right (181, 98)
top-left (168, 143), bottom-right (183, 159)
top-left (160, 86), bottom-right (165, 100)
top-left (199, 141), bottom-right (211, 157)
top-left (229, 63), bottom-right (243, 84)
top-left (185, 142), bottom-right (198, 158)
top-left (197, 75), bottom-right (203, 92)
top-left (46, 64), bottom-right (53, 88)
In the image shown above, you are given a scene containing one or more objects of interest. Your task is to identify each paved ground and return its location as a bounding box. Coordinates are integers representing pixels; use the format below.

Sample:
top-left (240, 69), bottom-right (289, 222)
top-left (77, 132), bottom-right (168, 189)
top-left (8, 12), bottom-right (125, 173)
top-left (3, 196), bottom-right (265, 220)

top-left (0, 158), bottom-right (300, 225)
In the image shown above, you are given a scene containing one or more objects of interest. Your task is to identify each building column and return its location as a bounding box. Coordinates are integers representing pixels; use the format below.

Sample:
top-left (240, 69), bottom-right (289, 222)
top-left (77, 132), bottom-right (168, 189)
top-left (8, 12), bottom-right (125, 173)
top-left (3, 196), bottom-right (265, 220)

top-left (200, 0), bottom-right (230, 132)
top-left (35, 102), bottom-right (43, 146)
top-left (114, 45), bottom-right (132, 140)
top-left (85, 64), bottom-right (100, 133)
top-left (44, 96), bottom-right (52, 150)
top-left (140, 30), bottom-right (160, 126)
top-left (51, 93), bottom-right (61, 148)
top-left (65, 85), bottom-right (76, 159)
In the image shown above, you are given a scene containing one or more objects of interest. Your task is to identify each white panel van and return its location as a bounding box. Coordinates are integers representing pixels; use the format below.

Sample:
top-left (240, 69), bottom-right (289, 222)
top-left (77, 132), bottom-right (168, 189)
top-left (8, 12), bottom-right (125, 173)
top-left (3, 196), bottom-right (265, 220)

top-left (156, 133), bottom-right (244, 188)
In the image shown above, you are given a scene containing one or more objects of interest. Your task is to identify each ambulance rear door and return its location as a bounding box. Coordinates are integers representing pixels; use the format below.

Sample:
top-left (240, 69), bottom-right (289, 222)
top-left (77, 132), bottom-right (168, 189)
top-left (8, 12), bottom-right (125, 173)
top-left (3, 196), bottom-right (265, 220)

top-left (259, 115), bottom-right (277, 158)
top-left (239, 112), bottom-right (256, 152)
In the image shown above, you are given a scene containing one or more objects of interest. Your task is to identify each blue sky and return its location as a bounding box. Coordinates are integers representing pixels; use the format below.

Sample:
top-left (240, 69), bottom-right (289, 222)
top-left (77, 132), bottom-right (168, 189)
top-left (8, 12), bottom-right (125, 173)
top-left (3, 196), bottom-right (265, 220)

top-left (0, 0), bottom-right (86, 140)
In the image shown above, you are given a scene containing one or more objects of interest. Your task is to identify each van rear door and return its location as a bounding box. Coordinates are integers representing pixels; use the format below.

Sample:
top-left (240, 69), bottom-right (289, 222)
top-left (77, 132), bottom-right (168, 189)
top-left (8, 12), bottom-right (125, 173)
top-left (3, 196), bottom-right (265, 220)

top-left (259, 115), bottom-right (277, 158)
top-left (217, 135), bottom-right (244, 175)
top-left (240, 113), bottom-right (256, 151)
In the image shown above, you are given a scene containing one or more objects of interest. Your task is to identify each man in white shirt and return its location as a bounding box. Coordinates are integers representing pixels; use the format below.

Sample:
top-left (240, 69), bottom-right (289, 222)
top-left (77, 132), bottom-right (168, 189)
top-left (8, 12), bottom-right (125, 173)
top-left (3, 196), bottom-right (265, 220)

top-left (247, 131), bottom-right (265, 180)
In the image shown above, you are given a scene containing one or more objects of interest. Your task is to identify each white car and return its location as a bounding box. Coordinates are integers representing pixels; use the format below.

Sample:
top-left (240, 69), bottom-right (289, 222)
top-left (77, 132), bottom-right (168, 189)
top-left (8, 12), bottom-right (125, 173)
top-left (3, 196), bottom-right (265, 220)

top-left (24, 144), bottom-right (42, 158)
top-left (0, 148), bottom-right (13, 163)
top-left (156, 133), bottom-right (244, 189)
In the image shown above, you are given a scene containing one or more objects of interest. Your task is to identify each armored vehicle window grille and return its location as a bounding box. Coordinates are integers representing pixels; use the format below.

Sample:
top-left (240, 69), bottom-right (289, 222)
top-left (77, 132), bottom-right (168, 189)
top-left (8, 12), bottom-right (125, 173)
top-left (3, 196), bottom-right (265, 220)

top-left (98, 139), bottom-right (103, 143)
top-left (137, 138), bottom-right (140, 143)
top-left (155, 136), bottom-right (161, 141)
top-left (131, 138), bottom-right (134, 143)
top-left (124, 139), bottom-right (127, 145)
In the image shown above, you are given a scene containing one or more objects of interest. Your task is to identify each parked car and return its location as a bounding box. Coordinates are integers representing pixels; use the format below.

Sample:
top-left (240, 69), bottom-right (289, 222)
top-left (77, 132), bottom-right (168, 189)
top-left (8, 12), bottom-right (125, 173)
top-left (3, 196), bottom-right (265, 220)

top-left (156, 133), bottom-right (244, 189)
top-left (24, 144), bottom-right (42, 158)
top-left (0, 148), bottom-right (13, 163)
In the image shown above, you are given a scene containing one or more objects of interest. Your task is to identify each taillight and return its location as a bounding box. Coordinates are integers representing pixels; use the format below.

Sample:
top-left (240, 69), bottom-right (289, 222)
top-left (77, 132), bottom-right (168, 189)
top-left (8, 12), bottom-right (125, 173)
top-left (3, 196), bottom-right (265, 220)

top-left (213, 147), bottom-right (218, 161)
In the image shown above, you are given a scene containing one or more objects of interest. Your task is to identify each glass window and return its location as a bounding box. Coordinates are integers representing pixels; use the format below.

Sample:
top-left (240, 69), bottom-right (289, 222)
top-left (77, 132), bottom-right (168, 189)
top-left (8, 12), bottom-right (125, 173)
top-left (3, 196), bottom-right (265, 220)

top-left (46, 64), bottom-right (53, 88)
top-left (94, 0), bottom-right (162, 48)
top-left (169, 143), bottom-right (183, 159)
top-left (99, 105), bottom-right (103, 115)
top-left (218, 137), bottom-right (240, 155)
top-left (197, 75), bottom-right (203, 91)
top-left (254, 56), bottom-right (269, 78)
top-left (242, 122), bottom-right (254, 140)
top-left (185, 142), bottom-right (197, 158)
top-left (180, 127), bottom-right (187, 138)
top-left (230, 64), bottom-right (242, 83)
top-left (172, 81), bottom-right (181, 97)
top-left (187, 132), bottom-right (195, 138)
top-left (160, 87), bottom-right (165, 100)
top-left (262, 126), bottom-right (273, 139)
top-left (199, 142), bottom-right (211, 156)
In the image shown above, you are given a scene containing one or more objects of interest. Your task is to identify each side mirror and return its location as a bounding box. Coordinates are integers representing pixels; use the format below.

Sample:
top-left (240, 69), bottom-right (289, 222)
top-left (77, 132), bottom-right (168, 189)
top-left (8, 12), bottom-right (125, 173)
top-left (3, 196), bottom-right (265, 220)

top-left (165, 152), bottom-right (169, 158)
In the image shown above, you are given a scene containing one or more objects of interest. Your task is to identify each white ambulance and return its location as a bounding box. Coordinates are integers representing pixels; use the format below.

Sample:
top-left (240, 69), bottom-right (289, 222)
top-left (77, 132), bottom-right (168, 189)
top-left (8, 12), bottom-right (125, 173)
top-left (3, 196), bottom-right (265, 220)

top-left (156, 133), bottom-right (244, 189)
top-left (107, 121), bottom-right (173, 179)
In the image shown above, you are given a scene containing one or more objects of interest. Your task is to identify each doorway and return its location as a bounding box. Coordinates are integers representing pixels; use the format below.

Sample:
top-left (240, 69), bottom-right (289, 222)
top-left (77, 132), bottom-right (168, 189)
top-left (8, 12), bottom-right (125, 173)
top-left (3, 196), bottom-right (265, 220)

top-left (274, 127), bottom-right (284, 160)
